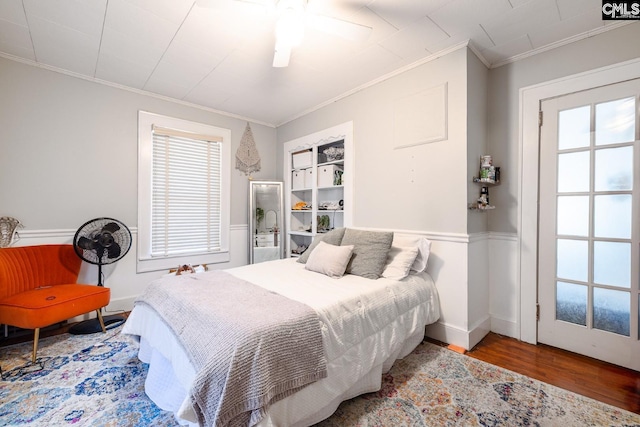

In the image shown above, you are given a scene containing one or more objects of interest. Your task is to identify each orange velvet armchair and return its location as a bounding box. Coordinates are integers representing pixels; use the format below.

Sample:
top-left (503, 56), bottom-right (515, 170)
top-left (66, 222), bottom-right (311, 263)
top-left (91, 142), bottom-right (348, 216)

top-left (0, 244), bottom-right (110, 362)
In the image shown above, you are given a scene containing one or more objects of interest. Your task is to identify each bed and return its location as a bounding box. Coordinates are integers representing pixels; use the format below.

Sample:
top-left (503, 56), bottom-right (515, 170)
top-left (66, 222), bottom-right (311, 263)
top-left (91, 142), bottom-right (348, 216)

top-left (122, 228), bottom-right (440, 427)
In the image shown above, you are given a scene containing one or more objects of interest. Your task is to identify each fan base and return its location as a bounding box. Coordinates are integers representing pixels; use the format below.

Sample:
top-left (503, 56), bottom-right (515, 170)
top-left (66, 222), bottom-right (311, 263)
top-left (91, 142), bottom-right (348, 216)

top-left (68, 315), bottom-right (125, 335)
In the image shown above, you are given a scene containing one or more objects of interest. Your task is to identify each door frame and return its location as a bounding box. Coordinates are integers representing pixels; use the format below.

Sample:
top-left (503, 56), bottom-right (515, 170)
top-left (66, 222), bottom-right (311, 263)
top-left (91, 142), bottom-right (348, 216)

top-left (519, 57), bottom-right (640, 344)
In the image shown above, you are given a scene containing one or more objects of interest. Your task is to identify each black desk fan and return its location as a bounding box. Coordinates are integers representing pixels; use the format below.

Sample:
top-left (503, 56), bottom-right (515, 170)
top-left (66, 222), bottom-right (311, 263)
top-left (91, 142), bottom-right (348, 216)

top-left (69, 217), bottom-right (132, 335)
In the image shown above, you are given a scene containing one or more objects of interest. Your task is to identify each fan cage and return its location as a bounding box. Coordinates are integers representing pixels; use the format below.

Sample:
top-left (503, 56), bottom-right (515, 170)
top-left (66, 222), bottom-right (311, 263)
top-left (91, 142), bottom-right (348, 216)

top-left (73, 217), bottom-right (132, 266)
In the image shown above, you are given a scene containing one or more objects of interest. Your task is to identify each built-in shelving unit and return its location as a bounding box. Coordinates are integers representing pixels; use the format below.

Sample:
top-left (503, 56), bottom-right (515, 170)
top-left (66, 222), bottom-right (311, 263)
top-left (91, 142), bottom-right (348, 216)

top-left (284, 122), bottom-right (353, 257)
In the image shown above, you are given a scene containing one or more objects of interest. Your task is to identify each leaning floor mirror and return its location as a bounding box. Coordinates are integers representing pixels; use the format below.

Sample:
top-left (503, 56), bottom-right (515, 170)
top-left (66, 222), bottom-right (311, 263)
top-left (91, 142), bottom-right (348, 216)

top-left (248, 180), bottom-right (284, 264)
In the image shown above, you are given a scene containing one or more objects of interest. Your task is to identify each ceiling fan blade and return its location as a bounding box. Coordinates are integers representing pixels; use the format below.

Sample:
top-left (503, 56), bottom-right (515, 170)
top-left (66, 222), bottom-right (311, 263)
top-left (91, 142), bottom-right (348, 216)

top-left (273, 42), bottom-right (292, 67)
top-left (305, 14), bottom-right (372, 43)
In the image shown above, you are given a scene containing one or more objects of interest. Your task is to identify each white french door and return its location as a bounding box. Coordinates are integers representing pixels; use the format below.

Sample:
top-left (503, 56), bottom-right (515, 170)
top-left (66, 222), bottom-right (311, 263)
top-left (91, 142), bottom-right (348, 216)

top-left (538, 79), bottom-right (640, 371)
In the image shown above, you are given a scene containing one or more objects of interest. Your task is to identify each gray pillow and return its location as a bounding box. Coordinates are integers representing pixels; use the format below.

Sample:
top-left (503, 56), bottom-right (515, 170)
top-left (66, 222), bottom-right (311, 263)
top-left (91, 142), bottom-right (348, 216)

top-left (297, 227), bottom-right (346, 264)
top-left (304, 241), bottom-right (354, 278)
top-left (341, 229), bottom-right (393, 279)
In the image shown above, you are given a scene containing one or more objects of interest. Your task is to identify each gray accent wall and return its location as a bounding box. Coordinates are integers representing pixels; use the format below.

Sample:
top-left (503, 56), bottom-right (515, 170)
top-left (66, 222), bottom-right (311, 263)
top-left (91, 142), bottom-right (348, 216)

top-left (0, 57), bottom-right (277, 231)
top-left (278, 47), bottom-right (471, 235)
top-left (466, 48), bottom-right (489, 235)
top-left (487, 23), bottom-right (640, 234)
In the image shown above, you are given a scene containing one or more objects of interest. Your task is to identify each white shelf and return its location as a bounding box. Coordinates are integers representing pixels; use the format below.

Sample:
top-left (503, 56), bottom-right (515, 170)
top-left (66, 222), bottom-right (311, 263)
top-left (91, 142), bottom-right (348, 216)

top-left (473, 177), bottom-right (500, 185)
top-left (469, 204), bottom-right (496, 211)
top-left (283, 122), bottom-right (353, 257)
top-left (318, 159), bottom-right (344, 167)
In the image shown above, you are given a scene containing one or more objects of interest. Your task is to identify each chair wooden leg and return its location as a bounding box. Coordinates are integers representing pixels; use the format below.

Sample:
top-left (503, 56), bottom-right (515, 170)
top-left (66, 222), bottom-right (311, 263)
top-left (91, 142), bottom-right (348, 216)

top-left (32, 328), bottom-right (40, 363)
top-left (96, 310), bottom-right (107, 333)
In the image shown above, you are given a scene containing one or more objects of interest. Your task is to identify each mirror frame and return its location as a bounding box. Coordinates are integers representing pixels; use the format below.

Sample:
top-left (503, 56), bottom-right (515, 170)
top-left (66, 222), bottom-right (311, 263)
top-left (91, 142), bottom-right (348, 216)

top-left (248, 180), bottom-right (284, 264)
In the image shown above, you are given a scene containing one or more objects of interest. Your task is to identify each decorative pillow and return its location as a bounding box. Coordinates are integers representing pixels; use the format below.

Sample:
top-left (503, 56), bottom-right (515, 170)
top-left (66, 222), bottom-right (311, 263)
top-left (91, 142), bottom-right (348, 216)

top-left (382, 246), bottom-right (420, 280)
top-left (341, 228), bottom-right (393, 279)
top-left (297, 227), bottom-right (346, 264)
top-left (390, 234), bottom-right (432, 272)
top-left (304, 241), bottom-right (354, 278)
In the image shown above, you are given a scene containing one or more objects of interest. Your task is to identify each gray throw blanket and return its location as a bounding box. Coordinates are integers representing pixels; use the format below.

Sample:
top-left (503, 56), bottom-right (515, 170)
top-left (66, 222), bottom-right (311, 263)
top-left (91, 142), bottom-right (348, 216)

top-left (134, 271), bottom-right (327, 427)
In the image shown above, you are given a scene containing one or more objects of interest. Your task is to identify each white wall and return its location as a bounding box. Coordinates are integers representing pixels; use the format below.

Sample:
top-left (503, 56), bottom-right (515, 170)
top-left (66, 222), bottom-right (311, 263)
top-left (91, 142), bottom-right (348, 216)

top-left (0, 57), bottom-right (278, 310)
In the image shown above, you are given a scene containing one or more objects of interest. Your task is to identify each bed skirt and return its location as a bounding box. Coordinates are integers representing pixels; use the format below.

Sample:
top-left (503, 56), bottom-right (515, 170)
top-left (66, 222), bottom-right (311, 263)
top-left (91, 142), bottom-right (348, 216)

top-left (127, 303), bottom-right (433, 427)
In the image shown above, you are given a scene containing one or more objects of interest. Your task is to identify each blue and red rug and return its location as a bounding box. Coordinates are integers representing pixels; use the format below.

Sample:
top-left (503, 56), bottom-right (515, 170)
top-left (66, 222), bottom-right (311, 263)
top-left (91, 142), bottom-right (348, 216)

top-left (1, 325), bottom-right (638, 426)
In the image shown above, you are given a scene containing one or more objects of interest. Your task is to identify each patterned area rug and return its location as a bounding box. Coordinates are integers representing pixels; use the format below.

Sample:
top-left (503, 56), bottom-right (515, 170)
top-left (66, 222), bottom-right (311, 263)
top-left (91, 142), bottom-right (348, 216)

top-left (0, 326), bottom-right (175, 427)
top-left (318, 343), bottom-right (640, 427)
top-left (1, 326), bottom-right (638, 426)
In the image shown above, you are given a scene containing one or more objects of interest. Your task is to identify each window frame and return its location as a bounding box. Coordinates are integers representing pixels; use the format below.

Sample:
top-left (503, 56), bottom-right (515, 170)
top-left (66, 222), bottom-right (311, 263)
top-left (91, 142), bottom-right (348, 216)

top-left (137, 111), bottom-right (231, 272)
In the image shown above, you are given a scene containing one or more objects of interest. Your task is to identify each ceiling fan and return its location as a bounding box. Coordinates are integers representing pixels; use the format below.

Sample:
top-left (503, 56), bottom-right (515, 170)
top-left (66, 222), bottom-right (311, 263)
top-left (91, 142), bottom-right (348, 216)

top-left (195, 0), bottom-right (373, 67)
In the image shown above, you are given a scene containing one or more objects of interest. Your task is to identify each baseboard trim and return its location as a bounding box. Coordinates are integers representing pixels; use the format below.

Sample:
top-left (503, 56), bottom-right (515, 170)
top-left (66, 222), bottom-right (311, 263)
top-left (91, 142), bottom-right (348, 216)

top-left (490, 315), bottom-right (520, 340)
top-left (469, 316), bottom-right (492, 349)
top-left (425, 316), bottom-right (492, 351)
top-left (105, 296), bottom-right (137, 314)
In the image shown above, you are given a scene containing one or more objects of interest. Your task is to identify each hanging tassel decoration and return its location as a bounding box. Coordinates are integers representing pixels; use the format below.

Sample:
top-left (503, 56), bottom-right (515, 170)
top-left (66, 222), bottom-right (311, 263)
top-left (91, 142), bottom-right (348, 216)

top-left (235, 122), bottom-right (261, 176)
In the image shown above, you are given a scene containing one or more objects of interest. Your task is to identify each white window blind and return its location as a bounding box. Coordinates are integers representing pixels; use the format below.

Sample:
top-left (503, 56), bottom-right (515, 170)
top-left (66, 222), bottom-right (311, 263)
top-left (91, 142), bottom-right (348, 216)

top-left (151, 126), bottom-right (223, 257)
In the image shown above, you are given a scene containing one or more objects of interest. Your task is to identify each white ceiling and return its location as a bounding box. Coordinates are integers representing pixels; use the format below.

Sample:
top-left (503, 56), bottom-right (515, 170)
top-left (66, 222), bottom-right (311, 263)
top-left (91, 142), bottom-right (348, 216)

top-left (0, 0), bottom-right (627, 126)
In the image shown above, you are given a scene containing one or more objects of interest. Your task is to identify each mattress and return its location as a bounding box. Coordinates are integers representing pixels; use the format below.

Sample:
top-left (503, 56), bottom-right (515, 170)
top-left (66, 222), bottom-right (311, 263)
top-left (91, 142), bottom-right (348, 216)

top-left (122, 258), bottom-right (440, 426)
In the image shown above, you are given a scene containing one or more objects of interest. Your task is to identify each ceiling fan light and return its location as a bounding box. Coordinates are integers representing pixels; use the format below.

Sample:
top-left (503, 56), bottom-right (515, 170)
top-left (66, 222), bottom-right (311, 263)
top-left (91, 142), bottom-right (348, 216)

top-left (276, 9), bottom-right (305, 47)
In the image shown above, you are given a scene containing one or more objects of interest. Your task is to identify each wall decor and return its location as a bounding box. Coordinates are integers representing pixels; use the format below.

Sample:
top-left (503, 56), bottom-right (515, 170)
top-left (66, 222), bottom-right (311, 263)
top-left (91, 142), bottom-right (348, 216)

top-left (235, 122), bottom-right (261, 176)
top-left (393, 82), bottom-right (448, 149)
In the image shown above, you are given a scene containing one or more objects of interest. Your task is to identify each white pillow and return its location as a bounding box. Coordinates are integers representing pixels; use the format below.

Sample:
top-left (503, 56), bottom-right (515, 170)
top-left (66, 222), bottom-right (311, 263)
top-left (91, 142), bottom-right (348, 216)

top-left (305, 241), bottom-right (354, 278)
top-left (382, 246), bottom-right (419, 280)
top-left (390, 234), bottom-right (432, 273)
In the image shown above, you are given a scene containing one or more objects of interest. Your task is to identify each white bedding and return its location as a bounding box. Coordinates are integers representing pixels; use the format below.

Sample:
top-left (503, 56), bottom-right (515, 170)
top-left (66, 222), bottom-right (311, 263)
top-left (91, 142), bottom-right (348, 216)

top-left (122, 258), bottom-right (440, 426)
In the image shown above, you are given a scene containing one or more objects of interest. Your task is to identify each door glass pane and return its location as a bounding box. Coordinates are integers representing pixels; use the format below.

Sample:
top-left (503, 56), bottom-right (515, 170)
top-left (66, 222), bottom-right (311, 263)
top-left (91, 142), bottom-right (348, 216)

top-left (557, 239), bottom-right (588, 282)
top-left (593, 288), bottom-right (630, 336)
top-left (558, 151), bottom-right (590, 193)
top-left (594, 195), bottom-right (632, 239)
top-left (557, 196), bottom-right (589, 236)
top-left (556, 281), bottom-right (587, 326)
top-left (595, 97), bottom-right (635, 146)
top-left (559, 106), bottom-right (591, 150)
top-left (595, 146), bottom-right (633, 191)
top-left (593, 241), bottom-right (631, 288)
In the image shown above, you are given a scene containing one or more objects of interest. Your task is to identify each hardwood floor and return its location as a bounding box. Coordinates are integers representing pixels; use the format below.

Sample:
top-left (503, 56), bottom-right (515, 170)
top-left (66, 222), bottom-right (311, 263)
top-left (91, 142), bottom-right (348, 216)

top-left (3, 323), bottom-right (638, 415)
top-left (460, 332), bottom-right (640, 415)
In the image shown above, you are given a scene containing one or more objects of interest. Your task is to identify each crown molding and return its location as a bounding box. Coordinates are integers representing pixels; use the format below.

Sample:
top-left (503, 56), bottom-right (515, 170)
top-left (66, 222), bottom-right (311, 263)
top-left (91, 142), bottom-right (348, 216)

top-left (490, 21), bottom-right (634, 69)
top-left (0, 52), bottom-right (276, 128)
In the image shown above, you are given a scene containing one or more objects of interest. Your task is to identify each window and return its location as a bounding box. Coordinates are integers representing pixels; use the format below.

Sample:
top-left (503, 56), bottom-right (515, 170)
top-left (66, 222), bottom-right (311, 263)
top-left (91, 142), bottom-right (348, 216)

top-left (138, 111), bottom-right (230, 272)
